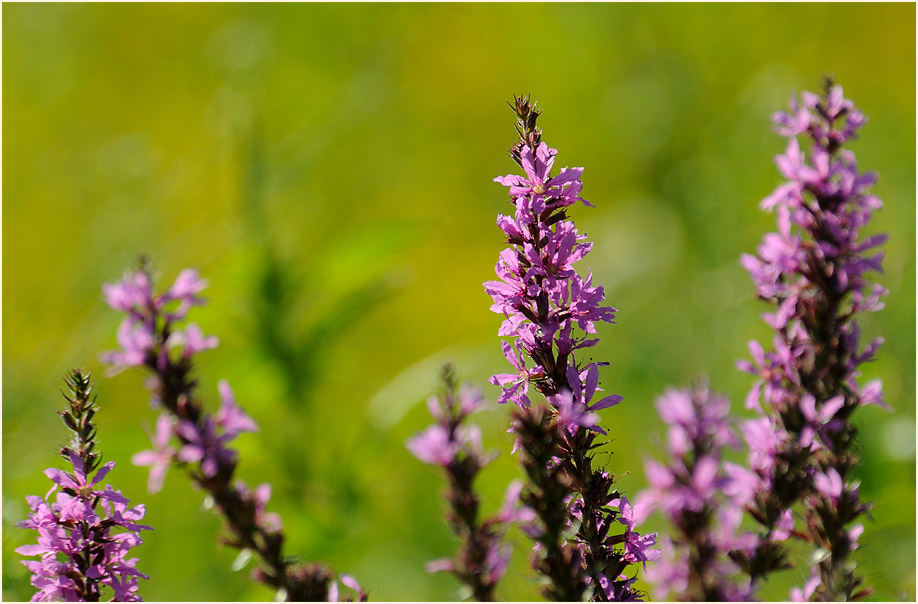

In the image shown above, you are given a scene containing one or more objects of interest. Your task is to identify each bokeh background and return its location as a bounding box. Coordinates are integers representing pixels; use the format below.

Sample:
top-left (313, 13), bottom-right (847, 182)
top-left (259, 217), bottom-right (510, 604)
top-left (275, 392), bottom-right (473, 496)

top-left (3, 4), bottom-right (915, 602)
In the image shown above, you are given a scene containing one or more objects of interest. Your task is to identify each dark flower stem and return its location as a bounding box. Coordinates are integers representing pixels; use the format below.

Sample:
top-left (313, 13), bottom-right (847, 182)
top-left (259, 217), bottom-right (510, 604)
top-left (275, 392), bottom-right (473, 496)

top-left (512, 405), bottom-right (587, 602)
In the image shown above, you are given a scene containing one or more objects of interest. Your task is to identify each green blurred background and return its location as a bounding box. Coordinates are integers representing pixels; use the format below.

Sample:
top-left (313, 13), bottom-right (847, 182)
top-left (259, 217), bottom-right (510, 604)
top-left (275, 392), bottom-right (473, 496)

top-left (3, 4), bottom-right (914, 601)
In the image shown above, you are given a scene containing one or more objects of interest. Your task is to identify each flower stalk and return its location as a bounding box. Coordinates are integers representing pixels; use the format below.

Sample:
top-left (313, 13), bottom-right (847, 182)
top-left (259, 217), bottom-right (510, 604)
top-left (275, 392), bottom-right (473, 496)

top-left (101, 258), bottom-right (364, 602)
top-left (407, 365), bottom-right (525, 601)
top-left (639, 383), bottom-right (754, 601)
top-left (485, 96), bottom-right (656, 601)
top-left (17, 370), bottom-right (151, 602)
top-left (736, 79), bottom-right (887, 600)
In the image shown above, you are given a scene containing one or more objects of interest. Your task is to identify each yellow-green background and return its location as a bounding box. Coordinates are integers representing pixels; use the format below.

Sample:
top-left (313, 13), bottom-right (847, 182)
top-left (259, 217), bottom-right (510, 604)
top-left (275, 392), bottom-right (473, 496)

top-left (3, 4), bottom-right (914, 601)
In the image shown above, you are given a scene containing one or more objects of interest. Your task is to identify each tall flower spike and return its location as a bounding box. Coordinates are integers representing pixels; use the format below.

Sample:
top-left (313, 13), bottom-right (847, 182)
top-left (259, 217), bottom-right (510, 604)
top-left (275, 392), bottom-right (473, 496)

top-left (485, 96), bottom-right (655, 601)
top-left (101, 261), bottom-right (359, 602)
top-left (639, 383), bottom-right (755, 601)
top-left (736, 79), bottom-right (887, 600)
top-left (407, 365), bottom-right (525, 602)
top-left (17, 370), bottom-right (151, 602)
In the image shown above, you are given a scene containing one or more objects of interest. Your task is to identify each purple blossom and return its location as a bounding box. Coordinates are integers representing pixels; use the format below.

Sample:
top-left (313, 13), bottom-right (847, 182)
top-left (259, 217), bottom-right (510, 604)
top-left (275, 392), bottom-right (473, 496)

top-left (328, 574), bottom-right (366, 602)
top-left (406, 425), bottom-right (457, 467)
top-left (235, 481), bottom-right (283, 534)
top-left (102, 270), bottom-right (154, 316)
top-left (798, 394), bottom-right (845, 450)
top-left (102, 264), bottom-right (350, 600)
top-left (616, 496), bottom-right (660, 568)
top-left (132, 413), bottom-right (175, 493)
top-left (790, 572), bottom-right (821, 602)
top-left (488, 340), bottom-right (544, 407)
top-left (550, 390), bottom-right (601, 434)
top-left (176, 418), bottom-right (235, 479)
top-left (169, 322), bottom-right (219, 358)
top-left (101, 266), bottom-right (218, 378)
top-left (45, 452), bottom-right (126, 503)
top-left (639, 384), bottom-right (752, 600)
top-left (737, 81), bottom-right (886, 599)
top-left (407, 368), bottom-right (517, 601)
top-left (100, 319), bottom-right (155, 374)
top-left (18, 372), bottom-right (150, 601)
top-left (487, 96), bottom-right (648, 601)
top-left (215, 380), bottom-right (259, 437)
top-left (494, 142), bottom-right (589, 213)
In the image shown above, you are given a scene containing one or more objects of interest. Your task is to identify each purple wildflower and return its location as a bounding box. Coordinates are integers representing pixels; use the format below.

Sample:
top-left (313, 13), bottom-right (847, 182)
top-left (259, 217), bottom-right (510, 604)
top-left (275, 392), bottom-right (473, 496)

top-left (131, 414), bottom-right (175, 493)
top-left (639, 383), bottom-right (753, 601)
top-left (407, 366), bottom-right (517, 601)
top-left (407, 425), bottom-right (458, 466)
top-left (486, 95), bottom-right (652, 601)
top-left (17, 371), bottom-right (150, 602)
top-left (101, 260), bottom-right (355, 601)
top-left (737, 80), bottom-right (886, 600)
top-left (215, 380), bottom-right (259, 437)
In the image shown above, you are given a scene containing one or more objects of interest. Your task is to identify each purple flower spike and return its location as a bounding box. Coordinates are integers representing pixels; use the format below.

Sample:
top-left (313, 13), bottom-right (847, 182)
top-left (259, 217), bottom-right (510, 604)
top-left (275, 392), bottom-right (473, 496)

top-left (640, 382), bottom-right (753, 601)
top-left (487, 96), bottom-right (649, 601)
top-left (407, 366), bottom-right (517, 601)
top-left (101, 261), bottom-right (355, 601)
top-left (18, 371), bottom-right (150, 601)
top-left (736, 80), bottom-right (886, 600)
top-left (617, 496), bottom-right (660, 569)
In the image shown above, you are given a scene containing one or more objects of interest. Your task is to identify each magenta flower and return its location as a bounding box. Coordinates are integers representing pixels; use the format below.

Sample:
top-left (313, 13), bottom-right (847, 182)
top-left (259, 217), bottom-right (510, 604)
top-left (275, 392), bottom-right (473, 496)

top-left (17, 371), bottom-right (150, 602)
top-left (616, 496), bottom-right (660, 568)
top-left (407, 368), bottom-right (518, 601)
top-left (737, 80), bottom-right (886, 599)
top-left (639, 384), bottom-right (752, 600)
top-left (168, 322), bottom-right (219, 358)
top-left (45, 453), bottom-right (124, 501)
top-left (406, 425), bottom-right (457, 466)
top-left (235, 481), bottom-right (283, 534)
top-left (488, 341), bottom-right (545, 407)
top-left (487, 96), bottom-right (651, 601)
top-left (494, 142), bottom-right (588, 213)
top-left (100, 319), bottom-right (155, 374)
top-left (328, 574), bottom-right (366, 602)
top-left (790, 572), bottom-right (821, 602)
top-left (102, 263), bottom-right (354, 600)
top-left (131, 414), bottom-right (175, 493)
top-left (102, 270), bottom-right (154, 316)
top-left (215, 380), bottom-right (259, 437)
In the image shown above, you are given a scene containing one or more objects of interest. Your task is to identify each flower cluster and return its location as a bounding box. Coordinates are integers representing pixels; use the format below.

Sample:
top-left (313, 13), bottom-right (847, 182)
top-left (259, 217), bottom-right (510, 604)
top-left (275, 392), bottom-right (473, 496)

top-left (510, 404), bottom-right (590, 601)
top-left (639, 384), bottom-right (754, 601)
top-left (101, 260), bottom-right (361, 602)
top-left (485, 96), bottom-right (655, 601)
top-left (131, 380), bottom-right (259, 493)
top-left (100, 265), bottom-right (215, 375)
top-left (407, 366), bottom-right (527, 601)
top-left (17, 371), bottom-right (150, 602)
top-left (736, 80), bottom-right (886, 600)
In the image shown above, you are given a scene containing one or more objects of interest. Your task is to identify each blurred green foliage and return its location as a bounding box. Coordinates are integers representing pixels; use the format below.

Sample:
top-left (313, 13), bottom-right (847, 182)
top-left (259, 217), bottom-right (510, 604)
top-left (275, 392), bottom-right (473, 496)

top-left (3, 4), bottom-right (914, 601)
